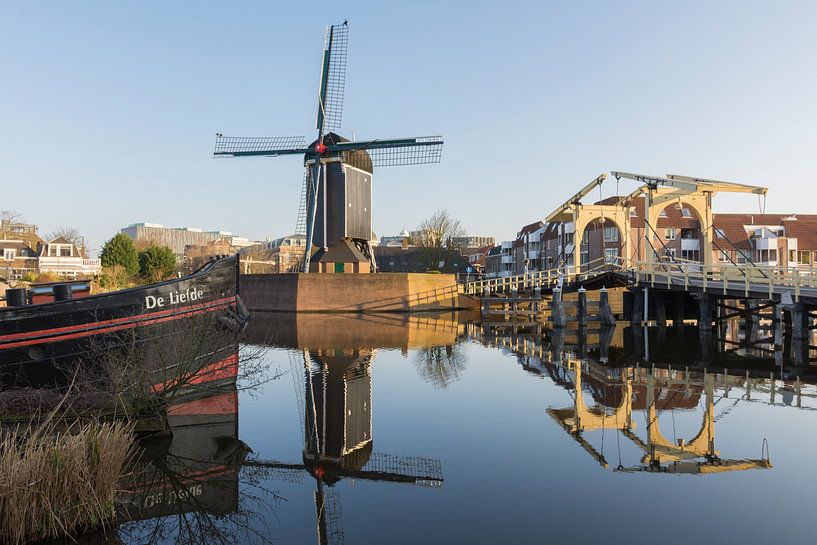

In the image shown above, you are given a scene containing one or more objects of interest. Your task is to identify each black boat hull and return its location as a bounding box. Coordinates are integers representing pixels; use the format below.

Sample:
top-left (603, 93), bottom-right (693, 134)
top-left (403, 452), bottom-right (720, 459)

top-left (0, 256), bottom-right (243, 390)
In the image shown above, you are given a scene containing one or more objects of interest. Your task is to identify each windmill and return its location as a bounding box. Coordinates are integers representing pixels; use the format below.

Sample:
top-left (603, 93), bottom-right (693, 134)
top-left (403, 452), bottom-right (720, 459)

top-left (214, 21), bottom-right (444, 272)
top-left (245, 348), bottom-right (444, 545)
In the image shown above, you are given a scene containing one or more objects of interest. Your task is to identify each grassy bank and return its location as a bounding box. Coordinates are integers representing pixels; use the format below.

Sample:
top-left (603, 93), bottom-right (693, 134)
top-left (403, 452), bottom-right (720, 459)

top-left (0, 421), bottom-right (133, 545)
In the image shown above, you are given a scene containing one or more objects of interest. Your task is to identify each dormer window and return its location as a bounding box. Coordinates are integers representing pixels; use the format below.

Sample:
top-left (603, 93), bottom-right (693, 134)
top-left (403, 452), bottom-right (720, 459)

top-left (659, 209), bottom-right (668, 218)
top-left (680, 208), bottom-right (692, 218)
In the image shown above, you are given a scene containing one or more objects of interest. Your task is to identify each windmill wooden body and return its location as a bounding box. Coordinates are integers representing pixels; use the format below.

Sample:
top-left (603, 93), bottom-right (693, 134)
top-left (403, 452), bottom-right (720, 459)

top-left (214, 21), bottom-right (443, 272)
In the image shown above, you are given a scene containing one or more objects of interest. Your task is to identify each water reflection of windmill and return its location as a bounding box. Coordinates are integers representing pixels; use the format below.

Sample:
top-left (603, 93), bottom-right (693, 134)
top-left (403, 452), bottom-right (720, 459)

top-left (259, 348), bottom-right (444, 545)
top-left (214, 21), bottom-right (443, 272)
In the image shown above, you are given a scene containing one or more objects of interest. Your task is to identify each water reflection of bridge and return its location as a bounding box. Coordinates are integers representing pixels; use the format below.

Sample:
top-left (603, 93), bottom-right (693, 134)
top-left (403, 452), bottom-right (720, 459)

top-left (464, 323), bottom-right (817, 473)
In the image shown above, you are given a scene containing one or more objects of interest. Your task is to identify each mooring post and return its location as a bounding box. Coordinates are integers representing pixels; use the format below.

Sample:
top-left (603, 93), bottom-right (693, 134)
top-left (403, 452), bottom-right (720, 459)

top-left (692, 293), bottom-right (713, 331)
top-left (578, 287), bottom-right (587, 327)
top-left (551, 288), bottom-right (566, 328)
top-left (599, 287), bottom-right (616, 326)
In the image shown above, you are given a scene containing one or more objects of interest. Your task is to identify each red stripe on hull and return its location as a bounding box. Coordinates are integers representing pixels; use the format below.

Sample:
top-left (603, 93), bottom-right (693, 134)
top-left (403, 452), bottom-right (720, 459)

top-left (1, 296), bottom-right (235, 343)
top-left (167, 390), bottom-right (238, 417)
top-left (0, 298), bottom-right (235, 350)
top-left (152, 353), bottom-right (239, 394)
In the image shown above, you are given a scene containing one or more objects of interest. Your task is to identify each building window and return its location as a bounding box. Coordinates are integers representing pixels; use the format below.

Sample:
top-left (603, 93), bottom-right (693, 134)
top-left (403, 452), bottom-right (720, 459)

top-left (603, 226), bottom-right (618, 242)
top-left (664, 227), bottom-right (676, 240)
top-left (3, 249), bottom-right (15, 261)
top-left (737, 250), bottom-right (751, 264)
top-left (604, 248), bottom-right (618, 264)
top-left (681, 208), bottom-right (692, 218)
top-left (60, 245), bottom-right (72, 257)
top-left (681, 250), bottom-right (700, 262)
top-left (629, 208), bottom-right (637, 217)
top-left (719, 250), bottom-right (730, 262)
top-left (790, 250), bottom-right (797, 263)
top-left (659, 209), bottom-right (668, 218)
top-left (799, 250), bottom-right (810, 265)
top-left (715, 228), bottom-right (726, 239)
top-left (757, 249), bottom-right (777, 263)
top-left (664, 248), bottom-right (676, 259)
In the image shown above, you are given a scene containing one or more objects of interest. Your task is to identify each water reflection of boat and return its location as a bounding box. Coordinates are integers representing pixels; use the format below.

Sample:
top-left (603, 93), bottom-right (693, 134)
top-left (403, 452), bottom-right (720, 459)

top-left (121, 386), bottom-right (247, 522)
top-left (0, 256), bottom-right (248, 390)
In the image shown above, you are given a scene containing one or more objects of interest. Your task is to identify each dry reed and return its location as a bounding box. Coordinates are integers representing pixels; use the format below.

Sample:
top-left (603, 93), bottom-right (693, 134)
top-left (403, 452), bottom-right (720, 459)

top-left (0, 420), bottom-right (134, 545)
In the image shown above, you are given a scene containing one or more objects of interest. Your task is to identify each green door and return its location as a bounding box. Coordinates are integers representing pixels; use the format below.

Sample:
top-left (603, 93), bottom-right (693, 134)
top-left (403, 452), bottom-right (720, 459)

top-left (334, 262), bottom-right (345, 273)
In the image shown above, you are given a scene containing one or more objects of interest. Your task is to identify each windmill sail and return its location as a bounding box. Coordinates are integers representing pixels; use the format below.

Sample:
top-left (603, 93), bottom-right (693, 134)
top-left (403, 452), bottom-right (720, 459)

top-left (316, 22), bottom-right (349, 134)
top-left (213, 135), bottom-right (308, 157)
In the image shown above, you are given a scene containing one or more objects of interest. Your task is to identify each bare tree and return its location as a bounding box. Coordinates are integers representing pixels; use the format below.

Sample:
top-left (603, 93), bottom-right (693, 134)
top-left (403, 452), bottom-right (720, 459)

top-left (413, 209), bottom-right (466, 249)
top-left (411, 210), bottom-right (466, 271)
top-left (413, 344), bottom-right (468, 389)
top-left (0, 210), bottom-right (24, 223)
top-left (46, 226), bottom-right (83, 245)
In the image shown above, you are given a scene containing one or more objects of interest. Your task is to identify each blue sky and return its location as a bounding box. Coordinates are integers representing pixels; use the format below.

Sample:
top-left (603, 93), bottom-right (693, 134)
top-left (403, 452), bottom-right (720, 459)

top-left (2, 1), bottom-right (816, 253)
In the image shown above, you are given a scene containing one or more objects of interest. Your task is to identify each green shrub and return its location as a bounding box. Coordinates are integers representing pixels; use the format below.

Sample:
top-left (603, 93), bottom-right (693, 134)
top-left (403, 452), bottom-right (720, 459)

top-left (100, 234), bottom-right (139, 276)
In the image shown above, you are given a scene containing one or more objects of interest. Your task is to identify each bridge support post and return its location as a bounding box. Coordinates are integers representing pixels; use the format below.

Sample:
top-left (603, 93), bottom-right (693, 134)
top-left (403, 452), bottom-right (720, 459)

top-left (551, 288), bottom-right (566, 328)
top-left (577, 288), bottom-right (587, 327)
top-left (773, 304), bottom-right (783, 351)
top-left (743, 299), bottom-right (759, 343)
top-left (629, 288), bottom-right (643, 326)
top-left (655, 294), bottom-right (667, 326)
top-left (790, 303), bottom-right (809, 341)
top-left (692, 293), bottom-right (713, 331)
top-left (672, 293), bottom-right (685, 326)
top-left (599, 287), bottom-right (616, 326)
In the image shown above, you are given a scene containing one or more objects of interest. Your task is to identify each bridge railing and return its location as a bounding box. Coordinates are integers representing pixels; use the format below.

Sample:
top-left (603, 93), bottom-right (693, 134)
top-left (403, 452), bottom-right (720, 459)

top-left (633, 259), bottom-right (817, 301)
top-left (463, 256), bottom-right (618, 295)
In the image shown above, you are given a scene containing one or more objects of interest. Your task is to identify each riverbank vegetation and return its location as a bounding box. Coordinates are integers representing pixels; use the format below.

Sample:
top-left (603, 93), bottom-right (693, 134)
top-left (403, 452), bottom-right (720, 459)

top-left (0, 419), bottom-right (134, 545)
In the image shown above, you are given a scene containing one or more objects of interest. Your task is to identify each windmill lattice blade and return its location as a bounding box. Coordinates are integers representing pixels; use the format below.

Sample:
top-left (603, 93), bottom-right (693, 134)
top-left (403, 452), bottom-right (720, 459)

top-left (213, 135), bottom-right (308, 156)
top-left (330, 136), bottom-right (443, 168)
top-left (367, 140), bottom-right (443, 167)
top-left (361, 453), bottom-right (444, 487)
top-left (294, 170), bottom-right (309, 236)
top-left (318, 22), bottom-right (349, 133)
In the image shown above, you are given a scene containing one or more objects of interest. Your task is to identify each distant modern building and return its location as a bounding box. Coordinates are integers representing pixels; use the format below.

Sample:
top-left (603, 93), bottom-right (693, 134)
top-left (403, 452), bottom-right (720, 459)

top-left (380, 229), bottom-right (412, 248)
top-left (120, 223), bottom-right (257, 261)
top-left (452, 235), bottom-right (496, 249)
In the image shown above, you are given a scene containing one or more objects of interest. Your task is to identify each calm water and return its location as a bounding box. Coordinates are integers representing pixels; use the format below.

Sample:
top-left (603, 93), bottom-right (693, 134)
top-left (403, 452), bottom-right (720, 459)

top-left (107, 312), bottom-right (817, 545)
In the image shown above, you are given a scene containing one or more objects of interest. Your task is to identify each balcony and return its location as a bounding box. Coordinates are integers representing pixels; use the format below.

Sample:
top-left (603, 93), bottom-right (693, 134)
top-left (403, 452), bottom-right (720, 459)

top-left (681, 239), bottom-right (700, 251)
